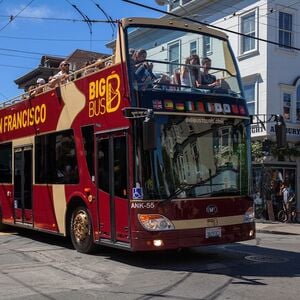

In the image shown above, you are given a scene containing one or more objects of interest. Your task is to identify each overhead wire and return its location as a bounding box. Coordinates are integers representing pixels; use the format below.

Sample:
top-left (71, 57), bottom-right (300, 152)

top-left (64, 0), bottom-right (93, 49)
top-left (0, 1), bottom-right (117, 100)
top-left (188, 0), bottom-right (269, 21)
top-left (0, 14), bottom-right (117, 23)
top-left (0, 0), bottom-right (35, 32)
top-left (0, 47), bottom-right (60, 56)
top-left (0, 52), bottom-right (38, 60)
top-left (213, 0), bottom-right (300, 32)
top-left (122, 0), bottom-right (300, 52)
top-left (90, 0), bottom-right (116, 39)
top-left (0, 63), bottom-right (32, 69)
top-left (0, 34), bottom-right (108, 42)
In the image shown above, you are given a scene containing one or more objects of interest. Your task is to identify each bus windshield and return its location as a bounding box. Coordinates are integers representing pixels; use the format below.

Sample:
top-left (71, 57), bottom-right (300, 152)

top-left (140, 116), bottom-right (249, 200)
top-left (126, 24), bottom-right (242, 97)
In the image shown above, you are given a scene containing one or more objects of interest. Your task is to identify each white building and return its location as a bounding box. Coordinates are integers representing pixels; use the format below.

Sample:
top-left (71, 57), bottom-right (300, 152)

top-left (159, 0), bottom-right (300, 220)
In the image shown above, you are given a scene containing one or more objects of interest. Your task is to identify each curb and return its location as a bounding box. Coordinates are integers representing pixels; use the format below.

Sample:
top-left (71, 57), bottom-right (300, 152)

top-left (256, 229), bottom-right (300, 235)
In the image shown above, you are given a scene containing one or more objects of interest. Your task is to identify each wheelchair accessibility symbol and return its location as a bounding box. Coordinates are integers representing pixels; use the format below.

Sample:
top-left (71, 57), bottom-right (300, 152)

top-left (132, 187), bottom-right (143, 199)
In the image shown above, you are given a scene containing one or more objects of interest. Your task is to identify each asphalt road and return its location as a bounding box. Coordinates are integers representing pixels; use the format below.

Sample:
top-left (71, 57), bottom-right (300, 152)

top-left (0, 227), bottom-right (299, 300)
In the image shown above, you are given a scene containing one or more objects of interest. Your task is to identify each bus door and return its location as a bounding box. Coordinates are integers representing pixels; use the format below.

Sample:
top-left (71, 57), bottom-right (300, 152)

top-left (13, 146), bottom-right (33, 225)
top-left (95, 129), bottom-right (130, 244)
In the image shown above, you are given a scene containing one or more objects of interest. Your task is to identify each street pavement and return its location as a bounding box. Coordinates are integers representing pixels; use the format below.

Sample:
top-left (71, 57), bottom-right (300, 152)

top-left (256, 220), bottom-right (300, 235)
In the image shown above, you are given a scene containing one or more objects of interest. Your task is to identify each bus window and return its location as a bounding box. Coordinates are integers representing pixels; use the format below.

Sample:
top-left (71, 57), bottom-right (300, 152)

top-left (97, 135), bottom-right (127, 198)
top-left (114, 136), bottom-right (127, 198)
top-left (0, 142), bottom-right (12, 183)
top-left (81, 125), bottom-right (95, 178)
top-left (97, 139), bottom-right (109, 193)
top-left (35, 129), bottom-right (79, 184)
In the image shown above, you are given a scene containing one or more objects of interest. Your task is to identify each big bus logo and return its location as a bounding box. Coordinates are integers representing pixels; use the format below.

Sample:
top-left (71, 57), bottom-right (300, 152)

top-left (206, 205), bottom-right (218, 215)
top-left (88, 72), bottom-right (121, 117)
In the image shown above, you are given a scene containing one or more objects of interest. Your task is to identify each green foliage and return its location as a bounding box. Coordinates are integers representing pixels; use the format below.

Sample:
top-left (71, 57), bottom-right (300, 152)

top-left (251, 141), bottom-right (263, 162)
top-left (271, 144), bottom-right (300, 160)
top-left (251, 140), bottom-right (300, 162)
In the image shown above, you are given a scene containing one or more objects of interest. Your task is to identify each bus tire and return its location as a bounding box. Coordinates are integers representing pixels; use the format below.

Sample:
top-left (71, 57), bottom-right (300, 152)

top-left (70, 206), bottom-right (95, 253)
top-left (0, 222), bottom-right (6, 231)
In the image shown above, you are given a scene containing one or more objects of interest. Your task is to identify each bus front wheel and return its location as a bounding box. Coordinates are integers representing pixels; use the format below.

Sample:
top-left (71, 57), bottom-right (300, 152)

top-left (70, 206), bottom-right (95, 253)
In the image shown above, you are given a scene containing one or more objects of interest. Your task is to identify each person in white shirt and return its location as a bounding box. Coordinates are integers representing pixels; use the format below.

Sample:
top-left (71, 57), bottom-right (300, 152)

top-left (49, 61), bottom-right (73, 88)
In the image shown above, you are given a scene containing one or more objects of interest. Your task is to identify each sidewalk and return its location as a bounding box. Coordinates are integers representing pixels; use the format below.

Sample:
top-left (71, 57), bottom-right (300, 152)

top-left (255, 220), bottom-right (300, 235)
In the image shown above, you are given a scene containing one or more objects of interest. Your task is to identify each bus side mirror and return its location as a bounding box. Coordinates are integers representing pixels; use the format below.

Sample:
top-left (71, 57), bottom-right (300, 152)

top-left (275, 115), bottom-right (287, 149)
top-left (143, 116), bottom-right (156, 150)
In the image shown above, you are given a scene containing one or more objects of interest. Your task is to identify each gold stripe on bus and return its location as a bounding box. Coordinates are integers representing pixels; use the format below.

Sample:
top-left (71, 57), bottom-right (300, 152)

top-left (52, 185), bottom-right (67, 235)
top-left (12, 136), bottom-right (34, 147)
top-left (172, 215), bottom-right (245, 230)
top-left (56, 82), bottom-right (85, 131)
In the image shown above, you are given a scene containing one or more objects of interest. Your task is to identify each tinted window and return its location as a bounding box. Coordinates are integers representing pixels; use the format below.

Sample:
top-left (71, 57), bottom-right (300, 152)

top-left (81, 125), bottom-right (95, 178)
top-left (35, 129), bottom-right (79, 184)
top-left (0, 142), bottom-right (12, 183)
top-left (97, 135), bottom-right (127, 198)
top-left (97, 138), bottom-right (109, 193)
top-left (114, 136), bottom-right (127, 198)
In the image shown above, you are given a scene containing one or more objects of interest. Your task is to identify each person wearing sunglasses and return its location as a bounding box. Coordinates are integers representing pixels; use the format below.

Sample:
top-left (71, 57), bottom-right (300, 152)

top-left (49, 60), bottom-right (73, 88)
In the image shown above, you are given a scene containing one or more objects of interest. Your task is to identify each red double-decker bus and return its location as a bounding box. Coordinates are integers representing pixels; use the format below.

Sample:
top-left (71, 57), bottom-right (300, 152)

top-left (0, 17), bottom-right (255, 253)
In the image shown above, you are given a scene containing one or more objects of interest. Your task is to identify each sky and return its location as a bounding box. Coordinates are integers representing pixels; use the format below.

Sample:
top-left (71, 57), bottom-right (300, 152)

top-left (0, 0), bottom-right (165, 101)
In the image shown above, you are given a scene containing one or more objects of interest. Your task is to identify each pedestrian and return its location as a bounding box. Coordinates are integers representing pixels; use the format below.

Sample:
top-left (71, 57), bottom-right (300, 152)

top-left (280, 182), bottom-right (291, 222)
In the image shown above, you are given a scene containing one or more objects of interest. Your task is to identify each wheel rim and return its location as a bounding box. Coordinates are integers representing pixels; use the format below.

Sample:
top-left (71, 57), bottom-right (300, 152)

top-left (73, 210), bottom-right (89, 243)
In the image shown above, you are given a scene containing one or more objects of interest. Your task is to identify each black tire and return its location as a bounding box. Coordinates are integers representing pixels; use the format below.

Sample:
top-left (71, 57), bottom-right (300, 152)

top-left (70, 206), bottom-right (95, 253)
top-left (0, 223), bottom-right (6, 231)
top-left (277, 210), bottom-right (287, 223)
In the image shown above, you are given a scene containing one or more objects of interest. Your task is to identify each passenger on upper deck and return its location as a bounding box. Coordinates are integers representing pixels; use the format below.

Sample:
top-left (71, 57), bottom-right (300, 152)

top-left (132, 49), bottom-right (156, 89)
top-left (28, 78), bottom-right (46, 97)
top-left (27, 85), bottom-right (36, 98)
top-left (35, 78), bottom-right (46, 94)
top-left (83, 60), bottom-right (97, 76)
top-left (180, 54), bottom-right (202, 88)
top-left (49, 61), bottom-right (73, 88)
top-left (200, 57), bottom-right (220, 88)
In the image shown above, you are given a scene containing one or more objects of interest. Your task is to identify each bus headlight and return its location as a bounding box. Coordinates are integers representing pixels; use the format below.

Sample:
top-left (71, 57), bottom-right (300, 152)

top-left (138, 214), bottom-right (175, 231)
top-left (244, 207), bottom-right (255, 223)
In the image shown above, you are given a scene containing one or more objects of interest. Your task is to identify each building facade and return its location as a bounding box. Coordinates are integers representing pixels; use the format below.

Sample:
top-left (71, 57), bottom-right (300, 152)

top-left (164, 0), bottom-right (300, 221)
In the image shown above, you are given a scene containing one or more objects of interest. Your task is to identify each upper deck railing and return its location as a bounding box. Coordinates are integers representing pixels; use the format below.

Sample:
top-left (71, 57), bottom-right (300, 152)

top-left (0, 55), bottom-right (114, 110)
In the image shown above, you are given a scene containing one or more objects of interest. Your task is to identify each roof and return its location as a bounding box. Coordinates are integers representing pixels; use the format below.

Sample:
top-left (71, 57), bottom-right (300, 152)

top-left (66, 49), bottom-right (110, 70)
top-left (14, 66), bottom-right (62, 90)
top-left (15, 55), bottom-right (65, 90)
top-left (14, 49), bottom-right (110, 91)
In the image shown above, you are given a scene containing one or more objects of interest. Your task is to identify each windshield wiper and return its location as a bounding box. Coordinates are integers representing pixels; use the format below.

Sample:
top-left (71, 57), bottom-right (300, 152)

top-left (162, 185), bottom-right (240, 202)
top-left (210, 187), bottom-right (240, 197)
top-left (163, 182), bottom-right (222, 202)
top-left (163, 183), bottom-right (192, 203)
